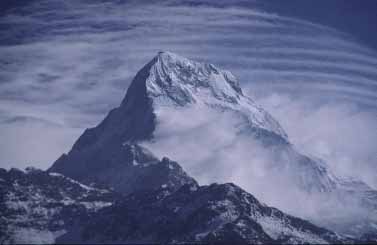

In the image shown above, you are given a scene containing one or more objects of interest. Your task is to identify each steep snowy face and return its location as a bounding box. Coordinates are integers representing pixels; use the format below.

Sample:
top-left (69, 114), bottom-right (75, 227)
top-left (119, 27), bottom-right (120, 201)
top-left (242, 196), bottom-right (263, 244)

top-left (144, 51), bottom-right (287, 140)
top-left (146, 51), bottom-right (243, 105)
top-left (139, 52), bottom-right (336, 191)
top-left (136, 53), bottom-right (377, 236)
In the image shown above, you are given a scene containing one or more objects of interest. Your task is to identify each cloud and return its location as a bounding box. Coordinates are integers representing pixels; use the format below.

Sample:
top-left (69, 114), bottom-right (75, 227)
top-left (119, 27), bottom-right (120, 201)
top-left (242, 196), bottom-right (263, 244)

top-left (141, 103), bottom-right (375, 232)
top-left (258, 93), bottom-right (377, 189)
top-left (0, 117), bottom-right (81, 170)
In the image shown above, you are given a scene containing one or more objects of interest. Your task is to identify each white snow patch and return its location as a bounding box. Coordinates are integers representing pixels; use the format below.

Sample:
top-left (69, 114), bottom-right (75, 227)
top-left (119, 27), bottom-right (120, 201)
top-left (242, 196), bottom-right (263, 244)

top-left (195, 231), bottom-right (211, 240)
top-left (80, 201), bottom-right (112, 211)
top-left (132, 159), bottom-right (139, 166)
top-left (207, 200), bottom-right (239, 226)
top-left (258, 215), bottom-right (329, 244)
top-left (9, 227), bottom-right (66, 244)
top-left (49, 172), bottom-right (64, 177)
top-left (49, 172), bottom-right (108, 192)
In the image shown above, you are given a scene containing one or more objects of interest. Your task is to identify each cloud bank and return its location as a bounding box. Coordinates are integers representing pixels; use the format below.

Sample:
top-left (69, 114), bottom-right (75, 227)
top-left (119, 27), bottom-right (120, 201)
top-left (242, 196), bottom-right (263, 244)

top-left (259, 94), bottom-right (377, 189)
top-left (142, 104), bottom-right (374, 231)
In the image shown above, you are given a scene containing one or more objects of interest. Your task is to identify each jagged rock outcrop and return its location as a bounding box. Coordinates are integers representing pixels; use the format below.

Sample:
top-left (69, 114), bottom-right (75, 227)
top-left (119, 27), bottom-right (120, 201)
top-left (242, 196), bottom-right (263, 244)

top-left (58, 182), bottom-right (343, 244)
top-left (0, 167), bottom-right (116, 244)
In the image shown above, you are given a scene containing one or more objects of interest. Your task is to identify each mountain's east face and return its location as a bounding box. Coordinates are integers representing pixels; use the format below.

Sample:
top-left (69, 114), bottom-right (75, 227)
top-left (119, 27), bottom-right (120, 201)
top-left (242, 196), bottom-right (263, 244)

top-left (48, 52), bottom-right (377, 237)
top-left (143, 52), bottom-right (287, 139)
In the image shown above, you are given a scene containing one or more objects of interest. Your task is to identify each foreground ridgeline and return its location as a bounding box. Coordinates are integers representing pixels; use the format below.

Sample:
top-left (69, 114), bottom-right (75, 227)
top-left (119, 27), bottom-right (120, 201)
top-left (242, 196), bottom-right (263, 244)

top-left (1, 52), bottom-right (376, 244)
top-left (1, 165), bottom-right (342, 244)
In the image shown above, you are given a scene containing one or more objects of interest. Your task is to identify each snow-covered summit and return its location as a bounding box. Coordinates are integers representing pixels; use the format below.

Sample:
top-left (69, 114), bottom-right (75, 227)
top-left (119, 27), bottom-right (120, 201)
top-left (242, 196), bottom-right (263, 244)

top-left (147, 51), bottom-right (243, 105)
top-left (128, 51), bottom-right (287, 139)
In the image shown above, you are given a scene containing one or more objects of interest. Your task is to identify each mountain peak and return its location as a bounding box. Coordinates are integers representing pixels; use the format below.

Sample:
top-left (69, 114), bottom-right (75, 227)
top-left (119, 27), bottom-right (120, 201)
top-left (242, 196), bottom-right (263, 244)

top-left (128, 51), bottom-right (286, 139)
top-left (143, 51), bottom-right (244, 107)
top-left (49, 52), bottom-right (288, 190)
top-left (155, 50), bottom-right (187, 62)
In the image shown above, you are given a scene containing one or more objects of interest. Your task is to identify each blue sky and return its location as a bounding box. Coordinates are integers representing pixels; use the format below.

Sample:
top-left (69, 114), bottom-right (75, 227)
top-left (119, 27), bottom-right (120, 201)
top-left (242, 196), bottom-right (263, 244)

top-left (0, 0), bottom-right (376, 188)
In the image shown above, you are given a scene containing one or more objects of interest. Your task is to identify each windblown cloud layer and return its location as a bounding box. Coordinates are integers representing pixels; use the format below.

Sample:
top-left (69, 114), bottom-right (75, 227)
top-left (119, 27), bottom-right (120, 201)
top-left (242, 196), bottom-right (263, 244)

top-left (259, 94), bottom-right (377, 189)
top-left (0, 0), bottom-right (376, 193)
top-left (142, 105), bottom-right (374, 230)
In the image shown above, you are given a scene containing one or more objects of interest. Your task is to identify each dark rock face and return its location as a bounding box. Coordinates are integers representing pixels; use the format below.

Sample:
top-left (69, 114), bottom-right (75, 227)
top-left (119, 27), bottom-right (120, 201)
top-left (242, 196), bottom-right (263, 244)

top-left (52, 143), bottom-right (197, 196)
top-left (57, 183), bottom-right (342, 244)
top-left (48, 55), bottom-right (197, 197)
top-left (48, 57), bottom-right (158, 184)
